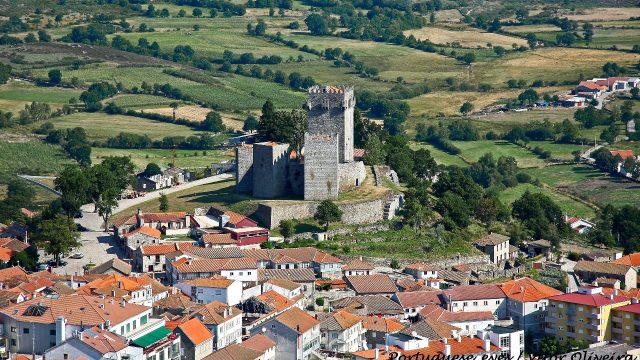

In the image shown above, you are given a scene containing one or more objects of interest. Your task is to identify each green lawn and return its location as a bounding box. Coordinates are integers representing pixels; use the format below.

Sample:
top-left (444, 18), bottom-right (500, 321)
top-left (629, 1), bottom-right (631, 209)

top-left (92, 147), bottom-right (233, 171)
top-left (50, 112), bottom-right (203, 142)
top-left (453, 140), bottom-right (545, 168)
top-left (498, 183), bottom-right (596, 219)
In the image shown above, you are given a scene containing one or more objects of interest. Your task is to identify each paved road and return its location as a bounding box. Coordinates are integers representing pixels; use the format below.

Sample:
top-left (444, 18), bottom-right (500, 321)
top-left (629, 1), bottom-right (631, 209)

top-left (45, 231), bottom-right (127, 275)
top-left (77, 173), bottom-right (233, 231)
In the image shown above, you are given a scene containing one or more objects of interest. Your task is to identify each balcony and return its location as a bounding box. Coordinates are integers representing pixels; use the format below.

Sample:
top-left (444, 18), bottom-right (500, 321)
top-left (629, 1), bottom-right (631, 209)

top-left (545, 328), bottom-right (556, 335)
top-left (633, 319), bottom-right (640, 327)
top-left (587, 312), bottom-right (601, 320)
top-left (586, 334), bottom-right (600, 342)
top-left (546, 316), bottom-right (557, 324)
top-left (613, 316), bottom-right (624, 322)
top-left (586, 323), bottom-right (601, 331)
top-left (612, 327), bottom-right (623, 334)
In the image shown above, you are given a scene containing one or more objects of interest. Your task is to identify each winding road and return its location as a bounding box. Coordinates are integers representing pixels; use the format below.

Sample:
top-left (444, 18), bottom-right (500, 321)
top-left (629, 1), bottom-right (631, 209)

top-left (76, 173), bottom-right (233, 231)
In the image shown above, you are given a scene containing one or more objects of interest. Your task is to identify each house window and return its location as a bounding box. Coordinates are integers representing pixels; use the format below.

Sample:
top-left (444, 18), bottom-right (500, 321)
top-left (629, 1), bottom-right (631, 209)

top-left (141, 315), bottom-right (148, 325)
top-left (463, 302), bottom-right (468, 307)
top-left (10, 339), bottom-right (15, 346)
top-left (248, 271), bottom-right (252, 275)
top-left (50, 329), bottom-right (56, 335)
top-left (500, 337), bottom-right (510, 348)
top-left (133, 320), bottom-right (137, 330)
top-left (484, 301), bottom-right (488, 306)
top-left (473, 302), bottom-right (478, 306)
top-left (64, 354), bottom-right (68, 360)
top-left (10, 327), bottom-right (16, 333)
top-left (23, 328), bottom-right (29, 334)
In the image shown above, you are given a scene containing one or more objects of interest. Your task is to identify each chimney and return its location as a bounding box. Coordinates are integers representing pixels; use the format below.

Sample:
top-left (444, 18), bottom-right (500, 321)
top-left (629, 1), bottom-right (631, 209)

top-left (608, 293), bottom-right (614, 300)
top-left (111, 290), bottom-right (116, 298)
top-left (484, 340), bottom-right (491, 352)
top-left (444, 345), bottom-right (451, 356)
top-left (443, 338), bottom-right (447, 344)
top-left (632, 298), bottom-right (639, 304)
top-left (55, 316), bottom-right (66, 346)
top-left (458, 334), bottom-right (462, 342)
top-left (614, 289), bottom-right (619, 296)
top-left (451, 329), bottom-right (457, 338)
top-left (120, 299), bottom-right (126, 307)
top-left (78, 331), bottom-right (83, 341)
top-left (425, 338), bottom-right (429, 347)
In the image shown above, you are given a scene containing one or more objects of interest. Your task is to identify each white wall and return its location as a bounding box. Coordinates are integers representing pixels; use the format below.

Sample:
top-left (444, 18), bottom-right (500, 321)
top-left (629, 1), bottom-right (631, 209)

top-left (450, 298), bottom-right (506, 318)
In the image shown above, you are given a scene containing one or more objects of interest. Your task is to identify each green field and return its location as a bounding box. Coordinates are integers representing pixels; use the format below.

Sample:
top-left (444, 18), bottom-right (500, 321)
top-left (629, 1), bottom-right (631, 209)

top-left (526, 141), bottom-right (584, 160)
top-left (31, 64), bottom-right (306, 111)
top-left (50, 112), bottom-right (203, 142)
top-left (92, 147), bottom-right (233, 170)
top-left (498, 183), bottom-right (596, 219)
top-left (409, 141), bottom-right (469, 167)
top-left (525, 164), bottom-right (640, 208)
top-left (0, 137), bottom-right (74, 183)
top-left (108, 94), bottom-right (179, 109)
top-left (0, 80), bottom-right (81, 113)
top-left (453, 140), bottom-right (546, 168)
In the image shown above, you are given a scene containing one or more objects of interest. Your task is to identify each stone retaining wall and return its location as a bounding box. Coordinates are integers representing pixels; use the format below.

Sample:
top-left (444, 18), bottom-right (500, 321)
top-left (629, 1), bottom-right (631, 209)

top-left (256, 196), bottom-right (388, 229)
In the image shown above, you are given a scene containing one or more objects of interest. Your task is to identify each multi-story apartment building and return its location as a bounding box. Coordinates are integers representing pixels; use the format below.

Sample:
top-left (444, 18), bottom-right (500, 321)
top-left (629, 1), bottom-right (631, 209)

top-left (611, 301), bottom-right (640, 346)
top-left (545, 286), bottom-right (630, 344)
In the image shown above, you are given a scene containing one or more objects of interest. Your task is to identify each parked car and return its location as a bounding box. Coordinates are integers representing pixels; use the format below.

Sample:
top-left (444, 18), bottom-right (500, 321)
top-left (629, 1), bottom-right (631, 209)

top-left (36, 264), bottom-right (49, 271)
top-left (70, 252), bottom-right (84, 259)
top-left (48, 259), bottom-right (68, 267)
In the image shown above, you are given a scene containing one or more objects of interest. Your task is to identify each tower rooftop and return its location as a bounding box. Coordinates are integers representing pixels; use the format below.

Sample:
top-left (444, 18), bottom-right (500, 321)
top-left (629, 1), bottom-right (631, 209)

top-left (308, 85), bottom-right (353, 94)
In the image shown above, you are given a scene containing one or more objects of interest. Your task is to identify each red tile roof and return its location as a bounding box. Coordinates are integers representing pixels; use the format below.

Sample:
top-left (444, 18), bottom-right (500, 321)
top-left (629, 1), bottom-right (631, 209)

top-left (613, 303), bottom-right (640, 315)
top-left (393, 290), bottom-right (444, 308)
top-left (419, 304), bottom-right (494, 322)
top-left (240, 334), bottom-right (275, 353)
top-left (549, 292), bottom-right (629, 307)
top-left (123, 226), bottom-right (162, 239)
top-left (610, 150), bottom-right (635, 160)
top-left (346, 274), bottom-right (398, 295)
top-left (500, 277), bottom-right (562, 302)
top-left (140, 243), bottom-right (179, 256)
top-left (359, 316), bottom-right (404, 332)
top-left (0, 266), bottom-right (28, 282)
top-left (275, 307), bottom-right (319, 333)
top-left (342, 259), bottom-right (375, 271)
top-left (177, 318), bottom-right (213, 346)
top-left (353, 337), bottom-right (500, 359)
top-left (202, 233), bottom-right (235, 245)
top-left (613, 253), bottom-right (640, 266)
top-left (405, 262), bottom-right (437, 272)
top-left (140, 212), bottom-right (187, 223)
top-left (256, 290), bottom-right (295, 312)
top-left (80, 326), bottom-right (129, 354)
top-left (444, 284), bottom-right (506, 301)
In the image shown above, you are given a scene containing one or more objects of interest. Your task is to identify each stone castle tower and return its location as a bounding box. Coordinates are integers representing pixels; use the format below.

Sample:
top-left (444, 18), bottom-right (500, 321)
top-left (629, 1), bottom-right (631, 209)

top-left (306, 85), bottom-right (355, 163)
top-left (235, 85), bottom-right (365, 201)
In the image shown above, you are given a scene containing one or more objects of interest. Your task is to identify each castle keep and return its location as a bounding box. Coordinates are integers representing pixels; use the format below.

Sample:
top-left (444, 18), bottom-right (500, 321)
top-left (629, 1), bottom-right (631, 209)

top-left (235, 85), bottom-right (366, 200)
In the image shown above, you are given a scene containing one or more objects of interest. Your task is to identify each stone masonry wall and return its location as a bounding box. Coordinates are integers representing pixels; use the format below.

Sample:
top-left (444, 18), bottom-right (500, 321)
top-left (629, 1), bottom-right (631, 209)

top-left (304, 134), bottom-right (339, 200)
top-left (253, 142), bottom-right (290, 198)
top-left (256, 196), bottom-right (388, 229)
top-left (338, 161), bottom-right (366, 191)
top-left (307, 86), bottom-right (355, 163)
top-left (235, 145), bottom-right (253, 193)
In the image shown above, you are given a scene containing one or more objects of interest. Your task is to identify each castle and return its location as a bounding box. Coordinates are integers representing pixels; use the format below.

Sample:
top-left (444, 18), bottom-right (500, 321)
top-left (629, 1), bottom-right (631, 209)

top-left (235, 85), bottom-right (366, 200)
